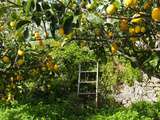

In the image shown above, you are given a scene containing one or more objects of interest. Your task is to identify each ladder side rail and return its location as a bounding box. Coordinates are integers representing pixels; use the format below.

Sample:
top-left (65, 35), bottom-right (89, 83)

top-left (77, 64), bottom-right (81, 96)
top-left (96, 62), bottom-right (99, 107)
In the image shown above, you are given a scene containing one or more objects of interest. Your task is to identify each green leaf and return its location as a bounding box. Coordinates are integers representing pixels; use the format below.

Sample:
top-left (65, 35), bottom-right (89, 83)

top-left (87, 13), bottom-right (104, 25)
top-left (42, 2), bottom-right (50, 10)
top-left (16, 20), bottom-right (30, 30)
top-left (149, 56), bottom-right (159, 68)
top-left (17, 0), bottom-right (21, 6)
top-left (63, 15), bottom-right (73, 35)
top-left (10, 12), bottom-right (19, 20)
top-left (31, 12), bottom-right (42, 26)
top-left (113, 0), bottom-right (121, 9)
top-left (25, 0), bottom-right (32, 16)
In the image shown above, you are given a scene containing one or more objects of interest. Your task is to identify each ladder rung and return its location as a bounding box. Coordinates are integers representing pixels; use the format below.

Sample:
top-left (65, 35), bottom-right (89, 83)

top-left (80, 81), bottom-right (96, 84)
top-left (78, 92), bottom-right (96, 95)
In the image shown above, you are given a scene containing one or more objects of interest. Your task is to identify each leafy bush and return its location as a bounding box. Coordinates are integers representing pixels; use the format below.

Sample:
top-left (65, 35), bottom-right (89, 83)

top-left (100, 55), bottom-right (142, 94)
top-left (131, 101), bottom-right (159, 119)
top-left (88, 101), bottom-right (160, 120)
top-left (1, 98), bottom-right (160, 120)
top-left (50, 42), bottom-right (95, 82)
top-left (0, 39), bottom-right (96, 102)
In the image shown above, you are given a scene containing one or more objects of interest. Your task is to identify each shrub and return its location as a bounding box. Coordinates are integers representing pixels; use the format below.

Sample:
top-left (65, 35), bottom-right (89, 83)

top-left (100, 55), bottom-right (142, 95)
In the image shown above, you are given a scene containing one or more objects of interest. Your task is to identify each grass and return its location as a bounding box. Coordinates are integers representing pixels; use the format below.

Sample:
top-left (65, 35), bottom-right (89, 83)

top-left (0, 80), bottom-right (160, 120)
top-left (0, 93), bottom-right (98, 120)
top-left (0, 92), bottom-right (160, 120)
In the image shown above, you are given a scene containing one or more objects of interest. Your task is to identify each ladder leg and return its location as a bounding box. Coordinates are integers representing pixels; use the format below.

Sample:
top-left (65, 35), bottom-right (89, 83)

top-left (96, 62), bottom-right (99, 107)
top-left (77, 64), bottom-right (81, 96)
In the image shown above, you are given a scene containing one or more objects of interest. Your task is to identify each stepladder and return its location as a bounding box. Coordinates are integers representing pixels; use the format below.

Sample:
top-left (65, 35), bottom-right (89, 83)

top-left (77, 61), bottom-right (99, 107)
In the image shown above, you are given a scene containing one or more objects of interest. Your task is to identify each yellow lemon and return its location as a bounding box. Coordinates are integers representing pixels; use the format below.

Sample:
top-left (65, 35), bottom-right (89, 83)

top-left (54, 64), bottom-right (59, 71)
top-left (17, 49), bottom-right (24, 56)
top-left (17, 59), bottom-right (24, 65)
top-left (143, 0), bottom-right (152, 10)
top-left (119, 19), bottom-right (128, 32)
top-left (0, 26), bottom-right (4, 32)
top-left (123, 0), bottom-right (137, 7)
top-left (106, 4), bottom-right (117, 15)
top-left (86, 4), bottom-right (92, 10)
top-left (59, 27), bottom-right (64, 35)
top-left (2, 56), bottom-right (10, 63)
top-left (151, 7), bottom-right (160, 22)
top-left (141, 26), bottom-right (146, 33)
top-left (131, 14), bottom-right (142, 23)
top-left (34, 32), bottom-right (40, 38)
top-left (131, 18), bottom-right (142, 23)
top-left (135, 26), bottom-right (141, 33)
top-left (111, 43), bottom-right (118, 54)
top-left (108, 32), bottom-right (113, 38)
top-left (123, 0), bottom-right (132, 7)
top-left (129, 27), bottom-right (135, 35)
top-left (10, 21), bottom-right (16, 28)
top-left (132, 0), bottom-right (137, 6)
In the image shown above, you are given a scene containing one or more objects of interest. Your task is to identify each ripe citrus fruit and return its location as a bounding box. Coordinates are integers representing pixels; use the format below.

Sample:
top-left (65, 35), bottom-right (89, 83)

top-left (123, 0), bottom-right (137, 7)
top-left (108, 32), bottom-right (113, 38)
top-left (2, 56), bottom-right (10, 63)
top-left (143, 0), bottom-right (152, 10)
top-left (141, 26), bottom-right (146, 33)
top-left (151, 7), bottom-right (160, 22)
top-left (54, 64), bottom-right (59, 71)
top-left (111, 43), bottom-right (118, 54)
top-left (10, 21), bottom-right (16, 28)
top-left (59, 27), bottom-right (64, 35)
top-left (119, 19), bottom-right (128, 32)
top-left (34, 32), bottom-right (40, 38)
top-left (17, 49), bottom-right (24, 56)
top-left (132, 0), bottom-right (137, 6)
top-left (135, 26), bottom-right (141, 33)
top-left (17, 59), bottom-right (24, 65)
top-left (129, 27), bottom-right (135, 35)
top-left (131, 14), bottom-right (142, 23)
top-left (0, 26), bottom-right (4, 32)
top-left (86, 4), bottom-right (92, 10)
top-left (106, 4), bottom-right (117, 15)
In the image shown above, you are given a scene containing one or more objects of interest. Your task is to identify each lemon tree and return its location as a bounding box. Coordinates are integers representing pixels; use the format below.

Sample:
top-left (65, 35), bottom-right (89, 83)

top-left (67, 0), bottom-right (160, 76)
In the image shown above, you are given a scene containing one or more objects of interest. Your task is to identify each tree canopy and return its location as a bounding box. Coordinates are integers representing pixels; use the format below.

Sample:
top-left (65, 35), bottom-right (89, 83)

top-left (0, 0), bottom-right (160, 77)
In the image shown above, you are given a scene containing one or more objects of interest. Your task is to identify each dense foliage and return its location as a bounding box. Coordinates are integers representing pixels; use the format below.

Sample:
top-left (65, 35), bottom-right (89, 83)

top-left (0, 97), bottom-right (160, 120)
top-left (0, 0), bottom-right (160, 119)
top-left (100, 55), bottom-right (142, 94)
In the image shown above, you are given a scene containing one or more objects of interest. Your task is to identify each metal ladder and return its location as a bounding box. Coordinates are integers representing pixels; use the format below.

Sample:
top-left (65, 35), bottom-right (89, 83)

top-left (77, 61), bottom-right (99, 107)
